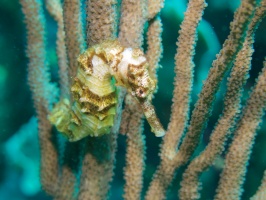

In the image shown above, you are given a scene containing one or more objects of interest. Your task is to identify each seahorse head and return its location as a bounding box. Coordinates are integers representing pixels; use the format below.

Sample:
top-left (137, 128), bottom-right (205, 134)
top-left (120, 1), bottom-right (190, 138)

top-left (112, 47), bottom-right (156, 101)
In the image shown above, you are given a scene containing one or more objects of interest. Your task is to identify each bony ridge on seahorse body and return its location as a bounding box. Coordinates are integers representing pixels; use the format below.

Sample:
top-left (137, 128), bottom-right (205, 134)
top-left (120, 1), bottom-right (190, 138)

top-left (49, 40), bottom-right (165, 142)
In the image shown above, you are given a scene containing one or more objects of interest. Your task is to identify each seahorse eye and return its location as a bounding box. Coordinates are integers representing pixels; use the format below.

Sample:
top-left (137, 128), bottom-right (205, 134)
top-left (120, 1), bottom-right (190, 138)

top-left (135, 87), bottom-right (148, 99)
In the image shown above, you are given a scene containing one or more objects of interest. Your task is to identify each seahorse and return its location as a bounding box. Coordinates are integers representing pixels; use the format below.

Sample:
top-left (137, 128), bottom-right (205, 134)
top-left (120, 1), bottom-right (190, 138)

top-left (48, 40), bottom-right (165, 141)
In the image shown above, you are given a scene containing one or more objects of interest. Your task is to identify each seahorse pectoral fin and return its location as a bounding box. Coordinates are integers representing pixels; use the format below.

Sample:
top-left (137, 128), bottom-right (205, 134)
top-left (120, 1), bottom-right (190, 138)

top-left (139, 99), bottom-right (165, 137)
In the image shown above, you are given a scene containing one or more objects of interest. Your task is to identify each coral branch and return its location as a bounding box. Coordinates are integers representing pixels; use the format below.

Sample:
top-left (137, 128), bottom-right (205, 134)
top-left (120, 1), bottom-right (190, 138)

top-left (78, 88), bottom-right (125, 200)
top-left (215, 54), bottom-right (266, 200)
top-left (122, 95), bottom-right (146, 200)
top-left (75, 59), bottom-right (118, 200)
top-left (146, 0), bottom-right (206, 198)
top-left (77, 2), bottom-right (120, 199)
top-left (19, 0), bottom-right (59, 196)
top-left (177, 0), bottom-right (256, 165)
top-left (146, 16), bottom-right (163, 91)
top-left (86, 0), bottom-right (117, 46)
top-left (118, 0), bottom-right (146, 48)
top-left (45, 0), bottom-right (69, 99)
top-left (63, 0), bottom-right (85, 83)
top-left (214, 4), bottom-right (266, 199)
top-left (118, 0), bottom-right (149, 199)
top-left (147, 0), bottom-right (164, 20)
top-left (179, 1), bottom-right (266, 199)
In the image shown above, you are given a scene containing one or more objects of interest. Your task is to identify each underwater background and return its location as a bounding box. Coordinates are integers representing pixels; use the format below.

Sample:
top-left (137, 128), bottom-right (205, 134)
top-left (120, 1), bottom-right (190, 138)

top-left (0, 0), bottom-right (266, 199)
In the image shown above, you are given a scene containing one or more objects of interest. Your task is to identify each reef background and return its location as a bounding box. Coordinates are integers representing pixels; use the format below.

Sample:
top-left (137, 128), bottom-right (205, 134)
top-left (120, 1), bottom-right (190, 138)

top-left (0, 0), bottom-right (266, 199)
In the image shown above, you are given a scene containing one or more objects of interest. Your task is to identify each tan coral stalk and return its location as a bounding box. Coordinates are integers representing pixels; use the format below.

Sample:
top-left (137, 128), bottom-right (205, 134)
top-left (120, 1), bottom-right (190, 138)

top-left (146, 0), bottom-right (207, 198)
top-left (86, 0), bottom-right (117, 46)
top-left (215, 57), bottom-right (266, 200)
top-left (146, 16), bottom-right (163, 91)
top-left (118, 0), bottom-right (146, 48)
top-left (63, 0), bottom-right (85, 83)
top-left (45, 0), bottom-right (69, 99)
top-left (179, 1), bottom-right (266, 199)
top-left (19, 0), bottom-right (59, 196)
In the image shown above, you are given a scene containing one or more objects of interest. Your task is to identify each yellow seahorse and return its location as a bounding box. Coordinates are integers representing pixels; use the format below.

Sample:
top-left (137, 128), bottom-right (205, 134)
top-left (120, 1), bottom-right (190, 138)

top-left (49, 40), bottom-right (165, 141)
